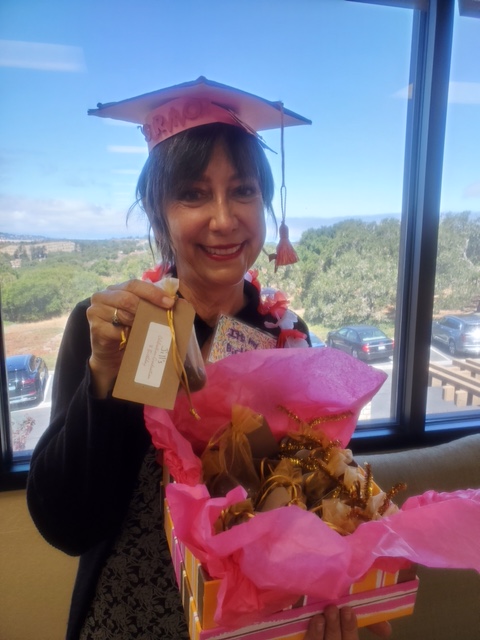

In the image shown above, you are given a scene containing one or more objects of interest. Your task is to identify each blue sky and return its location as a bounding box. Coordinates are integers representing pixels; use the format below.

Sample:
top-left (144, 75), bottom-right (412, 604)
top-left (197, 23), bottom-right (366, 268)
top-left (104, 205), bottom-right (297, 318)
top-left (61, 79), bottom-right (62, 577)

top-left (0, 0), bottom-right (479, 240)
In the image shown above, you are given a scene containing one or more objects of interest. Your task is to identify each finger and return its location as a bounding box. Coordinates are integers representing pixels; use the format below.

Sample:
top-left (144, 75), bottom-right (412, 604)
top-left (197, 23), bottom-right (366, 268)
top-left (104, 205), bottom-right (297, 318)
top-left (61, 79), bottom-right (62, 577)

top-left (87, 302), bottom-right (132, 362)
top-left (89, 280), bottom-right (175, 329)
top-left (323, 605), bottom-right (359, 640)
top-left (323, 605), bottom-right (342, 640)
top-left (366, 621), bottom-right (392, 638)
top-left (304, 606), bottom-right (360, 640)
top-left (304, 613), bottom-right (326, 640)
top-left (108, 306), bottom-right (131, 328)
top-left (87, 299), bottom-right (131, 337)
top-left (108, 279), bottom-right (176, 310)
top-left (339, 607), bottom-right (359, 640)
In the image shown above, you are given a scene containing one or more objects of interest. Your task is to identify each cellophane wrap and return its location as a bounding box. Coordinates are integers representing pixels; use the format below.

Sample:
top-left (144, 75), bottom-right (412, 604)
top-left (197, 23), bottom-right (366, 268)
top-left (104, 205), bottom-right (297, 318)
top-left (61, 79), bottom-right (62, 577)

top-left (144, 348), bottom-right (480, 629)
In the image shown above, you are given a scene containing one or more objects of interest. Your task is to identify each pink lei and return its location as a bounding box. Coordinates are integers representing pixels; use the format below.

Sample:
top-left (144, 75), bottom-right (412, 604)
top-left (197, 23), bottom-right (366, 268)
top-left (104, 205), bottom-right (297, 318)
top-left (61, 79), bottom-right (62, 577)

top-left (142, 264), bottom-right (309, 349)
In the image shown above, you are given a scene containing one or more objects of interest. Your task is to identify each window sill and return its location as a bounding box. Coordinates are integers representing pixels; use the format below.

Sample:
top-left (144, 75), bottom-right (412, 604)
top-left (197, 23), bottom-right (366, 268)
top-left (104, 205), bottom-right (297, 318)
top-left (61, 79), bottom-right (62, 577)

top-left (0, 461), bottom-right (29, 491)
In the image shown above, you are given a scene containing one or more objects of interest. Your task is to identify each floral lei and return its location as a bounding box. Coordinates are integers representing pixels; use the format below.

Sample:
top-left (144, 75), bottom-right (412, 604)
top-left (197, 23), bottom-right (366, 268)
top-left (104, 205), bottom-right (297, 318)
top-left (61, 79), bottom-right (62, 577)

top-left (142, 264), bottom-right (309, 350)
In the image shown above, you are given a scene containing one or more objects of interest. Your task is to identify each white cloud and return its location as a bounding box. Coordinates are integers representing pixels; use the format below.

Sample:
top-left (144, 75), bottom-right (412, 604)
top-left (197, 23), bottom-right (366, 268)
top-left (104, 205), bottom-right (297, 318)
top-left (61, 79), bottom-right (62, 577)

top-left (0, 39), bottom-right (86, 72)
top-left (0, 194), bottom-right (148, 239)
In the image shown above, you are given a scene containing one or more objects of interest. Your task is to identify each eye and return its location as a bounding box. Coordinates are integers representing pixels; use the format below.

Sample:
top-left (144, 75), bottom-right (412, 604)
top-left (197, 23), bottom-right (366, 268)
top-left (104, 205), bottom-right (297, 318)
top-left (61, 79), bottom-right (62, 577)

top-left (177, 187), bottom-right (207, 203)
top-left (232, 182), bottom-right (260, 200)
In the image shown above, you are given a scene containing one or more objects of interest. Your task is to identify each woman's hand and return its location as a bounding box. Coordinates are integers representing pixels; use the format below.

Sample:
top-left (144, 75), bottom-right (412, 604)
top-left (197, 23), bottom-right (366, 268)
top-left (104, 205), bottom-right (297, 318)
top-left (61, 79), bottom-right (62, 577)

top-left (304, 606), bottom-right (392, 640)
top-left (86, 279), bottom-right (175, 398)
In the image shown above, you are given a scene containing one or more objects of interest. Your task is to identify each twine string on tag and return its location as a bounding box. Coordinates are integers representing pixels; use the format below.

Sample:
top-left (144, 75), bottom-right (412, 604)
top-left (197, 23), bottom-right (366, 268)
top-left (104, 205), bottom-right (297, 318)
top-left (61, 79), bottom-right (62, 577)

top-left (166, 308), bottom-right (200, 420)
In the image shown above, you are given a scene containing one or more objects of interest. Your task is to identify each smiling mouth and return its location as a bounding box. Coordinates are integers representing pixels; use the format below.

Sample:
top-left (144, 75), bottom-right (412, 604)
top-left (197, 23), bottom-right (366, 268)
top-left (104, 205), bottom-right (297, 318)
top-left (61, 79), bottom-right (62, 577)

top-left (202, 243), bottom-right (244, 257)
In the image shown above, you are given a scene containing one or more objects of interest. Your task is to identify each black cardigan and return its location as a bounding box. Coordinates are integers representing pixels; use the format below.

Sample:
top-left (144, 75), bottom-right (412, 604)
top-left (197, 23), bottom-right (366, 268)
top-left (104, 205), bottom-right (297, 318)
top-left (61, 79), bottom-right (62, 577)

top-left (27, 280), bottom-right (309, 638)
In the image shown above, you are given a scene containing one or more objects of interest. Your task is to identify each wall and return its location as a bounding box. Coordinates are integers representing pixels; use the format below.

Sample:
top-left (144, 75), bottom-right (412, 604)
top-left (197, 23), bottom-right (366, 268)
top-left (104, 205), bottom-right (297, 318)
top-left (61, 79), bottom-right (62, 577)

top-left (0, 490), bottom-right (77, 640)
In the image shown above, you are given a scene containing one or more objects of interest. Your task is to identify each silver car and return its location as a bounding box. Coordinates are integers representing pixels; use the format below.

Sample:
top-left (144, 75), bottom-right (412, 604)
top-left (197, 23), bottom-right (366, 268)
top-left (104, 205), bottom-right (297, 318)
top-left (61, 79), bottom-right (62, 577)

top-left (431, 314), bottom-right (480, 356)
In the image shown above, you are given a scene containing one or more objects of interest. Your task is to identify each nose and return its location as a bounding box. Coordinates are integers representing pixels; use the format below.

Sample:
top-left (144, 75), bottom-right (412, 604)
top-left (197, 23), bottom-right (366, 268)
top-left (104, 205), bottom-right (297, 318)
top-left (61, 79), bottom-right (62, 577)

top-left (208, 195), bottom-right (238, 233)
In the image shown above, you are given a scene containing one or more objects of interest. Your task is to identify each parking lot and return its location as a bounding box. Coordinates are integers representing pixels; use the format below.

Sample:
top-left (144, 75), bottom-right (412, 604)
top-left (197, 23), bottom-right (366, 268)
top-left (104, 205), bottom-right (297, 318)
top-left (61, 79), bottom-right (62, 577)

top-left (363, 345), bottom-right (480, 422)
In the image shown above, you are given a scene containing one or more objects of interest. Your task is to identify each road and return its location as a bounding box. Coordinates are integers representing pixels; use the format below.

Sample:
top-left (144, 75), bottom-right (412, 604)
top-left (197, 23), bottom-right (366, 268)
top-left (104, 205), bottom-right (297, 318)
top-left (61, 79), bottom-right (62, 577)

top-left (9, 345), bottom-right (478, 453)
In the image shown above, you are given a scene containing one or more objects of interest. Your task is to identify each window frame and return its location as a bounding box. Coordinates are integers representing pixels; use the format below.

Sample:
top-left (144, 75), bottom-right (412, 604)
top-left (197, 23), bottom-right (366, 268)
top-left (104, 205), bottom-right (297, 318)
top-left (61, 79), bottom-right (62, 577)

top-left (1, 0), bottom-right (479, 489)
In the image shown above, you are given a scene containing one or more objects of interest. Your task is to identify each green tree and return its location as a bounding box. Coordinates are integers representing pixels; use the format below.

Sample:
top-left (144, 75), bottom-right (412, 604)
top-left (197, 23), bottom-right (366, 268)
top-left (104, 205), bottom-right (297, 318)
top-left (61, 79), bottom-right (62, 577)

top-left (13, 244), bottom-right (29, 261)
top-left (2, 265), bottom-right (103, 321)
top-left (0, 253), bottom-right (18, 287)
top-left (297, 219), bottom-right (400, 327)
top-left (31, 245), bottom-right (47, 261)
top-left (434, 212), bottom-right (480, 312)
top-left (90, 258), bottom-right (114, 277)
top-left (119, 253), bottom-right (156, 281)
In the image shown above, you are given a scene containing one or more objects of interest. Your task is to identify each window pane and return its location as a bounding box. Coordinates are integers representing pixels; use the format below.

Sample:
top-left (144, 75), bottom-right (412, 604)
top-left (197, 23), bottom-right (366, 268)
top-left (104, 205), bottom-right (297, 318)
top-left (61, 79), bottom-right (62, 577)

top-left (1, 0), bottom-right (414, 453)
top-left (428, 7), bottom-right (480, 418)
top-left (4, 317), bottom-right (61, 455)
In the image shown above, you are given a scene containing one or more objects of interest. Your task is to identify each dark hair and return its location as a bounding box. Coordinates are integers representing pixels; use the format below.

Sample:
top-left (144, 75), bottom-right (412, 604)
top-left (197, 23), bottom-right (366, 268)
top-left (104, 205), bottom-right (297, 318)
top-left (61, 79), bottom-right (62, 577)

top-left (132, 122), bottom-right (275, 265)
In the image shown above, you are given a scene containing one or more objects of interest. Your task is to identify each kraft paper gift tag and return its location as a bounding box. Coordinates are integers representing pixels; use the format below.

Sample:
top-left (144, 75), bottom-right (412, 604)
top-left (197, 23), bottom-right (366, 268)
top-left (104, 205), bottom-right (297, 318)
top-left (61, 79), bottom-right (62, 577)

top-left (113, 298), bottom-right (195, 409)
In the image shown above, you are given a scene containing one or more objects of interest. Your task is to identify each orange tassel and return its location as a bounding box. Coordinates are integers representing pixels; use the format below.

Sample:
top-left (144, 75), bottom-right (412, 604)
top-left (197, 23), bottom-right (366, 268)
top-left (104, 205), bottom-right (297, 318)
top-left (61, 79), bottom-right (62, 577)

top-left (269, 104), bottom-right (299, 272)
top-left (273, 221), bottom-right (298, 272)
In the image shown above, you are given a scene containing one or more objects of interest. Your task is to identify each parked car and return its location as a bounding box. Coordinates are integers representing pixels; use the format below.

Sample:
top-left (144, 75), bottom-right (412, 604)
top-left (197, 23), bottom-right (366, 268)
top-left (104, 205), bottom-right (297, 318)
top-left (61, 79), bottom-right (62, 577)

top-left (431, 314), bottom-right (480, 356)
top-left (6, 354), bottom-right (48, 406)
top-left (309, 332), bottom-right (326, 348)
top-left (326, 325), bottom-right (394, 361)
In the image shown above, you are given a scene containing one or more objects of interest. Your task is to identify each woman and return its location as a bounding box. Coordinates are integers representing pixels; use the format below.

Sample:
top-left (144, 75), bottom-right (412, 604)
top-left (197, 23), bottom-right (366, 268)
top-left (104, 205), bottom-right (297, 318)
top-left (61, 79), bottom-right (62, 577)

top-left (27, 78), bottom-right (390, 640)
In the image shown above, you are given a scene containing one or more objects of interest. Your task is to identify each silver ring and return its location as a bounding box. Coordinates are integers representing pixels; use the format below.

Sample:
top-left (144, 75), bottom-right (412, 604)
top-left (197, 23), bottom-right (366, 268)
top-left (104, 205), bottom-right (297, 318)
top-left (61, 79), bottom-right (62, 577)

top-left (112, 308), bottom-right (121, 326)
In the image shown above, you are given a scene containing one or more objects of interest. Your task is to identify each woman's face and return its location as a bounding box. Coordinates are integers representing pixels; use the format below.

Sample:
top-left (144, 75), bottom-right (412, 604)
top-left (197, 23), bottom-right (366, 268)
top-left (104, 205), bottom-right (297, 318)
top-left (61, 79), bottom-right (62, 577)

top-left (164, 142), bottom-right (266, 292)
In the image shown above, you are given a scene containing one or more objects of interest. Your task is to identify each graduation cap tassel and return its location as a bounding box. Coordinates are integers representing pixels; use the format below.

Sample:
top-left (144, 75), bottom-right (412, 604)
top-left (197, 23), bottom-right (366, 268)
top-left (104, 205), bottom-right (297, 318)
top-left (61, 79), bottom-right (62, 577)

top-left (273, 102), bottom-right (298, 273)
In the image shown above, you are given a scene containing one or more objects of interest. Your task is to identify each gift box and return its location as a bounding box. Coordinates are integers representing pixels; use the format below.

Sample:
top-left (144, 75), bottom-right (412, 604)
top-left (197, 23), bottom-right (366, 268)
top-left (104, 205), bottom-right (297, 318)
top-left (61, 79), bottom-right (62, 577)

top-left (148, 350), bottom-right (480, 637)
top-left (164, 497), bottom-right (418, 640)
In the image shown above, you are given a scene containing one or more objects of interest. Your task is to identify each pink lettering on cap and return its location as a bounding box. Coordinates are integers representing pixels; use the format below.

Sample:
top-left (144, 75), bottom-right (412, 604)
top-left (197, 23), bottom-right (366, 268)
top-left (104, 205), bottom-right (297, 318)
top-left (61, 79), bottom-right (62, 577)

top-left (141, 97), bottom-right (240, 152)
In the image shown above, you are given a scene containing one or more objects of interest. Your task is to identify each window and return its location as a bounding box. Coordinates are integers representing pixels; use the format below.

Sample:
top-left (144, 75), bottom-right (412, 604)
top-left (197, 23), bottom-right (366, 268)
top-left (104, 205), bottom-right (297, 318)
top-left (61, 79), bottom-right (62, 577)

top-left (1, 0), bottom-right (479, 488)
top-left (427, 2), bottom-right (480, 417)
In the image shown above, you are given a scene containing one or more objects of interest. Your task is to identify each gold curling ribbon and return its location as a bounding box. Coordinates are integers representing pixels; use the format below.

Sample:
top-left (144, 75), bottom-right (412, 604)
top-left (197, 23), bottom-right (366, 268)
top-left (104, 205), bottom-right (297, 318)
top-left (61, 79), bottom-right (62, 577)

top-left (277, 405), bottom-right (353, 429)
top-left (255, 469), bottom-right (305, 512)
top-left (166, 308), bottom-right (200, 420)
top-left (119, 328), bottom-right (129, 351)
top-left (216, 501), bottom-right (256, 533)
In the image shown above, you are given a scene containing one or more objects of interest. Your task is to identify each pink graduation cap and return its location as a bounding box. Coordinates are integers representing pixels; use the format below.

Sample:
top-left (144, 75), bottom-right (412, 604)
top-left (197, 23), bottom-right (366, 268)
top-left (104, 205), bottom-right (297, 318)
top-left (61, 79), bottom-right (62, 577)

top-left (89, 76), bottom-right (312, 268)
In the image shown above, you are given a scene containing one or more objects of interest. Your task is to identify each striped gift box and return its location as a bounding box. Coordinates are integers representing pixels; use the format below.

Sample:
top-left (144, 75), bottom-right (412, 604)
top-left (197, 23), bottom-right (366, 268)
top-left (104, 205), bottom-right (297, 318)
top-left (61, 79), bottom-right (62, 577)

top-left (164, 500), bottom-right (418, 640)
